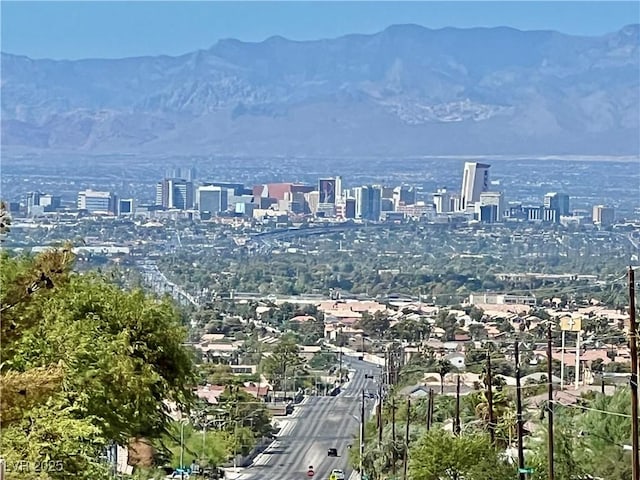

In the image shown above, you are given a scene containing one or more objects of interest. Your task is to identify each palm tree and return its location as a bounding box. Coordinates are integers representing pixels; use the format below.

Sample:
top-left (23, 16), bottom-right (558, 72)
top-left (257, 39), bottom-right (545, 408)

top-left (437, 358), bottom-right (453, 394)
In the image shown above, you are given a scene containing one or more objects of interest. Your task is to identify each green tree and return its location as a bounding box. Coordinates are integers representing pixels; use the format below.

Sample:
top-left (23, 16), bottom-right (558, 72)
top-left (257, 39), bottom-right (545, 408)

top-left (409, 430), bottom-right (516, 480)
top-left (161, 421), bottom-right (232, 469)
top-left (261, 335), bottom-right (306, 389)
top-left (437, 359), bottom-right (454, 394)
top-left (358, 311), bottom-right (391, 337)
top-left (1, 249), bottom-right (196, 479)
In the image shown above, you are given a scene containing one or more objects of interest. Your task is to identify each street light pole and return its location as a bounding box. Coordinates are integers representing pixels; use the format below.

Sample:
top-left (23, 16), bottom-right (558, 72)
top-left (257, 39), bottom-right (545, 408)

top-left (360, 389), bottom-right (365, 477)
top-left (202, 422), bottom-right (207, 466)
top-left (233, 419), bottom-right (238, 473)
top-left (180, 421), bottom-right (185, 480)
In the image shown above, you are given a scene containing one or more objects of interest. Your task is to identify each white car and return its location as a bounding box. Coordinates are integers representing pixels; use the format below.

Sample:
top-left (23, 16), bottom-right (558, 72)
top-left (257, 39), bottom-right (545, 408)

top-left (331, 469), bottom-right (345, 480)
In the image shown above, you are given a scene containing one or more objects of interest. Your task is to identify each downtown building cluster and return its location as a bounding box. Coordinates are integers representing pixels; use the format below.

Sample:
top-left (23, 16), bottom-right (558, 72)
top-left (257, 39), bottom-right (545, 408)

top-left (12, 163), bottom-right (616, 226)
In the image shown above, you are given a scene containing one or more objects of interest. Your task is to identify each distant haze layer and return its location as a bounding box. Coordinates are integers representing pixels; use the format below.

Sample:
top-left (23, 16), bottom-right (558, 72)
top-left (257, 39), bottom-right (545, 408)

top-left (1, 24), bottom-right (639, 157)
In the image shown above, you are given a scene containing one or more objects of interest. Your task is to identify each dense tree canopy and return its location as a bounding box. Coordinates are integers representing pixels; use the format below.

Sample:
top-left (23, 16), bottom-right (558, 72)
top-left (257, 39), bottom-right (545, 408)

top-left (0, 248), bottom-right (196, 479)
top-left (261, 334), bottom-right (306, 390)
top-left (409, 430), bottom-right (516, 480)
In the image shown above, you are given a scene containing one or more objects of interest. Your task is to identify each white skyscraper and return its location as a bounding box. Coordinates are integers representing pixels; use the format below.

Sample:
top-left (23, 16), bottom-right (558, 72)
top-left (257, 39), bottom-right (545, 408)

top-left (460, 162), bottom-right (491, 211)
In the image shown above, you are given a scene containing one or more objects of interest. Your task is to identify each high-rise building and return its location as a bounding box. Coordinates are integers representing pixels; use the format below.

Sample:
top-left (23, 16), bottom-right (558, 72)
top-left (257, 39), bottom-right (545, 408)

top-left (592, 205), bottom-right (615, 226)
top-left (460, 162), bottom-right (491, 211)
top-left (393, 186), bottom-right (416, 210)
top-left (478, 191), bottom-right (505, 221)
top-left (354, 185), bottom-right (382, 221)
top-left (318, 178), bottom-right (337, 204)
top-left (344, 198), bottom-right (356, 219)
top-left (335, 176), bottom-right (343, 203)
top-left (77, 189), bottom-right (117, 215)
top-left (24, 192), bottom-right (61, 216)
top-left (197, 186), bottom-right (228, 214)
top-left (544, 192), bottom-right (570, 222)
top-left (305, 191), bottom-right (320, 215)
top-left (24, 192), bottom-right (41, 216)
top-left (433, 188), bottom-right (452, 214)
top-left (156, 179), bottom-right (194, 210)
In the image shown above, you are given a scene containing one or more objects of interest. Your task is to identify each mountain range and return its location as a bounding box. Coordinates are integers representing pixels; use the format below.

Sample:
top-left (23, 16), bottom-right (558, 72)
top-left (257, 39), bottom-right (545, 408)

top-left (2, 24), bottom-right (639, 157)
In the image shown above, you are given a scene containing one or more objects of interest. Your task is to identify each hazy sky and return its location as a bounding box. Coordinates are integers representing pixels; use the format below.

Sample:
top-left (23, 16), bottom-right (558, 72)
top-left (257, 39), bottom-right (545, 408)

top-left (2, 1), bottom-right (638, 59)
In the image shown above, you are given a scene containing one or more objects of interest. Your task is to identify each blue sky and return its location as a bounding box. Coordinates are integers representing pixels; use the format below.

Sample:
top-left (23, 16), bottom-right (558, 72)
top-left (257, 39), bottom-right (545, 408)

top-left (2, 1), bottom-right (638, 59)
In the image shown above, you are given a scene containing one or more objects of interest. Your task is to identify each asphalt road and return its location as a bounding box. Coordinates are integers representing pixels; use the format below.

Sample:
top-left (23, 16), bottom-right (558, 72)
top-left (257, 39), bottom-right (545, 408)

top-left (237, 358), bottom-right (379, 480)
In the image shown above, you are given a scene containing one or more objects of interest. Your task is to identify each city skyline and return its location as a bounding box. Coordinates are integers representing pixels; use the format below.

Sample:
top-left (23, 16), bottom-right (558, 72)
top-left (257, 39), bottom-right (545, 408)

top-left (12, 166), bottom-right (616, 227)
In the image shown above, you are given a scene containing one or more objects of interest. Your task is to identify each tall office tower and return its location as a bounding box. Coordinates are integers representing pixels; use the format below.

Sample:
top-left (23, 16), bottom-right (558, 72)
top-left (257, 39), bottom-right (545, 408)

top-left (354, 187), bottom-right (366, 219)
top-left (335, 176), bottom-right (343, 203)
top-left (460, 162), bottom-right (491, 211)
top-left (544, 192), bottom-right (570, 215)
top-left (354, 185), bottom-right (382, 221)
top-left (478, 191), bottom-right (505, 221)
top-left (197, 185), bottom-right (228, 214)
top-left (344, 198), bottom-right (356, 219)
top-left (24, 192), bottom-right (41, 216)
top-left (318, 178), bottom-right (337, 204)
top-left (393, 186), bottom-right (416, 210)
top-left (305, 191), bottom-right (320, 216)
top-left (543, 192), bottom-right (570, 223)
top-left (432, 188), bottom-right (452, 214)
top-left (155, 181), bottom-right (168, 207)
top-left (156, 179), bottom-right (194, 210)
top-left (77, 189), bottom-right (117, 214)
top-left (592, 205), bottom-right (615, 226)
top-left (172, 180), bottom-right (194, 210)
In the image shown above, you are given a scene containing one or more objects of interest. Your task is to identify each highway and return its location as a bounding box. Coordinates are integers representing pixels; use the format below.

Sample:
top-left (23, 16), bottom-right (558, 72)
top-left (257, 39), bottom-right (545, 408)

top-left (236, 358), bottom-right (379, 480)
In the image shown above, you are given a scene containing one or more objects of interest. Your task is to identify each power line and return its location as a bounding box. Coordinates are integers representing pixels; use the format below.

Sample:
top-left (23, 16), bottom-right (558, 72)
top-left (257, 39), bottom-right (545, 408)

top-left (547, 322), bottom-right (555, 480)
top-left (628, 265), bottom-right (639, 480)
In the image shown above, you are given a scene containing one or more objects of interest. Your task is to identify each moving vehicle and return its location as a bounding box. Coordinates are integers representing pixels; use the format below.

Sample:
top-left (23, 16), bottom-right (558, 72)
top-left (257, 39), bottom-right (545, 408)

top-left (329, 469), bottom-right (345, 480)
top-left (327, 447), bottom-right (338, 457)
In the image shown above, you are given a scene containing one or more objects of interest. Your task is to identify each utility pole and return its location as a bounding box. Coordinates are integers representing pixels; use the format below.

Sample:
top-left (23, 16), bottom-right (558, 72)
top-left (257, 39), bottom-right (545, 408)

top-left (339, 348), bottom-right (343, 384)
top-left (282, 363), bottom-right (287, 403)
top-left (575, 328), bottom-right (581, 391)
top-left (426, 388), bottom-right (434, 431)
top-left (403, 399), bottom-right (411, 479)
top-left (547, 322), bottom-right (555, 480)
top-left (560, 328), bottom-right (566, 390)
top-left (454, 375), bottom-right (461, 436)
top-left (628, 266), bottom-right (639, 480)
top-left (486, 350), bottom-right (495, 445)
top-left (515, 341), bottom-right (525, 480)
top-left (180, 423), bottom-right (185, 479)
top-left (377, 384), bottom-right (383, 445)
top-left (384, 350), bottom-right (388, 385)
top-left (392, 398), bottom-right (397, 477)
top-left (360, 389), bottom-right (365, 477)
